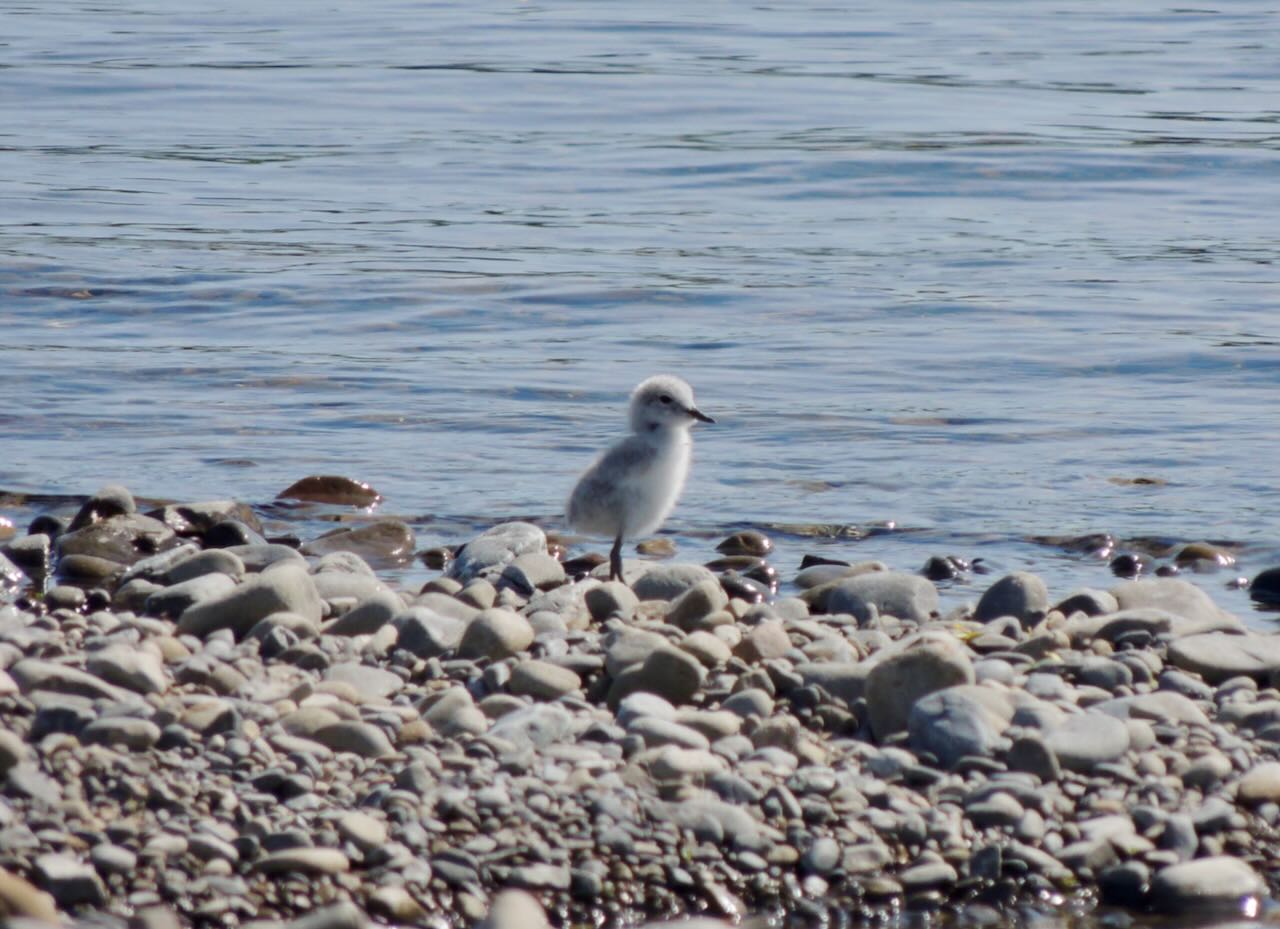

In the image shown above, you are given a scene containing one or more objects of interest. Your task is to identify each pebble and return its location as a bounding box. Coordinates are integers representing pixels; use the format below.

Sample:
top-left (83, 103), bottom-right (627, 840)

top-left (458, 608), bottom-right (535, 660)
top-left (508, 659), bottom-right (582, 700)
top-left (1148, 856), bottom-right (1265, 913)
top-left (865, 633), bottom-right (975, 739)
top-left (177, 564), bottom-right (323, 639)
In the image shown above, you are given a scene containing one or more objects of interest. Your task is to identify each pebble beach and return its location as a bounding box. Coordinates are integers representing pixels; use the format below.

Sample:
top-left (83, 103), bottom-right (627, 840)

top-left (2, 481), bottom-right (1280, 929)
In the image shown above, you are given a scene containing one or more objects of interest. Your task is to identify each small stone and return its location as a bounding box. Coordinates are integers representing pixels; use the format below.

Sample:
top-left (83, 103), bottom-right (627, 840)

top-left (302, 520), bottom-right (416, 565)
top-left (499, 552), bottom-right (566, 594)
top-left (665, 579), bottom-right (729, 631)
top-left (85, 644), bottom-right (166, 694)
top-left (1236, 761), bottom-right (1280, 804)
top-left (1250, 566), bottom-right (1280, 606)
top-left (337, 811), bottom-right (388, 852)
top-left (614, 644), bottom-right (706, 706)
top-left (254, 847), bottom-right (350, 875)
top-left (1045, 712), bottom-right (1130, 772)
top-left (323, 589), bottom-right (404, 636)
top-left (584, 581), bottom-right (639, 621)
top-left (81, 717), bottom-right (162, 751)
top-left (974, 572), bottom-right (1049, 627)
top-left (1168, 632), bottom-right (1280, 684)
top-left (908, 685), bottom-right (1015, 768)
top-left (69, 484), bottom-right (136, 530)
top-left (509, 659), bottom-right (581, 700)
top-left (632, 564), bottom-right (718, 601)
top-left (716, 530), bottom-right (772, 557)
top-left (458, 608), bottom-right (535, 660)
top-left (311, 721), bottom-right (395, 758)
top-left (733, 621), bottom-right (791, 663)
top-left (91, 843), bottom-right (138, 876)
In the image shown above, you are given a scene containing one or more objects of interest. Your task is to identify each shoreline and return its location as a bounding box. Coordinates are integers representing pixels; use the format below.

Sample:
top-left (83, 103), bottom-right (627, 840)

top-left (1, 482), bottom-right (1278, 927)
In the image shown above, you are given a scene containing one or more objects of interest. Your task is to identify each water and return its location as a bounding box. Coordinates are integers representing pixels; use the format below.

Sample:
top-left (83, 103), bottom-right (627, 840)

top-left (3, 1), bottom-right (1280, 620)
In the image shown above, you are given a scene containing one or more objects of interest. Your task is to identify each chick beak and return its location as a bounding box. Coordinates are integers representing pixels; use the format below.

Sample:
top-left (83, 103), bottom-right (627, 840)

top-left (689, 407), bottom-right (715, 424)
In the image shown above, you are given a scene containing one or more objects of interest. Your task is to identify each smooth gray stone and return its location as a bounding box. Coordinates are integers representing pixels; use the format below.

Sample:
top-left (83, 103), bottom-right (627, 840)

top-left (393, 607), bottom-right (467, 658)
top-left (612, 644), bottom-right (705, 706)
top-left (825, 571), bottom-right (939, 623)
top-left (311, 721), bottom-right (395, 758)
top-left (81, 716), bottom-right (162, 751)
top-left (795, 661), bottom-right (873, 707)
top-left (69, 484), bottom-right (136, 529)
top-left (908, 685), bottom-right (1015, 768)
top-left (499, 552), bottom-right (565, 595)
top-left (164, 548), bottom-right (246, 584)
top-left (802, 836), bottom-right (841, 875)
top-left (448, 522), bottom-right (547, 582)
top-left (323, 589), bottom-right (404, 636)
top-left (508, 659), bottom-right (581, 700)
top-left (721, 688), bottom-right (775, 720)
top-left (665, 579), bottom-right (729, 630)
top-left (457, 608), bottom-right (534, 660)
top-left (1077, 656), bottom-right (1132, 691)
top-left (506, 863), bottom-right (571, 890)
top-left (57, 512), bottom-right (178, 565)
top-left (326, 662), bottom-right (403, 700)
top-left (1093, 691), bottom-right (1210, 728)
top-left (421, 688), bottom-right (488, 738)
top-left (90, 842), bottom-right (138, 876)
top-left (662, 796), bottom-right (765, 851)
top-left (616, 692), bottom-right (679, 726)
top-left (966, 791), bottom-right (1024, 828)
top-left (177, 563), bottom-right (322, 639)
top-left (9, 659), bottom-right (132, 702)
top-left (1005, 732), bottom-right (1061, 782)
top-left (631, 564), bottom-right (718, 601)
top-left (0, 728), bottom-right (28, 773)
top-left (1149, 856), bottom-right (1265, 913)
top-left (1045, 712), bottom-right (1129, 772)
top-left (604, 627), bottom-right (671, 677)
top-left (1167, 632), bottom-right (1280, 684)
top-left (221, 543), bottom-right (308, 572)
top-left (584, 581), bottom-right (639, 622)
top-left (865, 634), bottom-right (974, 740)
top-left (628, 717), bottom-right (711, 750)
top-left (85, 644), bottom-right (166, 695)
top-left (1110, 578), bottom-right (1242, 633)
top-left (486, 704), bottom-right (574, 750)
top-left (145, 572), bottom-right (238, 617)
top-left (974, 572), bottom-right (1049, 627)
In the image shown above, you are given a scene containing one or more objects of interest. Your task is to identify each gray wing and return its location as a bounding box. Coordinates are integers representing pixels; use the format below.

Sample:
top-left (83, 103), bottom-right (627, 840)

top-left (567, 437), bottom-right (658, 530)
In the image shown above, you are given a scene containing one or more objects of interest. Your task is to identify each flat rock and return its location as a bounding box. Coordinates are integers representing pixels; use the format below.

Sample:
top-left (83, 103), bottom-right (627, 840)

top-left (302, 520), bottom-right (415, 565)
top-left (1045, 712), bottom-right (1130, 772)
top-left (394, 607), bottom-right (467, 658)
top-left (499, 552), bottom-right (565, 594)
top-left (665, 579), bottom-right (729, 630)
top-left (825, 571), bottom-right (938, 623)
top-left (584, 581), bottom-right (639, 621)
top-left (1149, 856), bottom-right (1265, 913)
top-left (1167, 632), bottom-right (1280, 684)
top-left (10, 659), bottom-right (132, 702)
top-left (254, 847), bottom-right (350, 875)
top-left (81, 717), bottom-right (162, 751)
top-left (1110, 578), bottom-right (1240, 633)
top-left (479, 889), bottom-right (551, 929)
top-left (486, 704), bottom-right (575, 750)
top-left (632, 564), bottom-right (718, 601)
top-left (1236, 761), bottom-right (1280, 804)
top-left (1093, 691), bottom-right (1211, 728)
top-left (85, 644), bottom-right (166, 695)
top-left (325, 662), bottom-right (403, 701)
top-left (866, 633), bottom-right (975, 740)
top-left (164, 548), bottom-right (246, 584)
top-left (311, 721), bottom-right (395, 758)
top-left (612, 644), bottom-right (705, 706)
top-left (277, 475), bottom-right (382, 506)
top-left (56, 512), bottom-right (179, 566)
top-left (177, 564), bottom-right (322, 639)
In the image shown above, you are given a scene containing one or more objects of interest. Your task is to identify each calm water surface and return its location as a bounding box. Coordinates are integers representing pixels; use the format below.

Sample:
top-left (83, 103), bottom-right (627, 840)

top-left (2, 2), bottom-right (1280, 622)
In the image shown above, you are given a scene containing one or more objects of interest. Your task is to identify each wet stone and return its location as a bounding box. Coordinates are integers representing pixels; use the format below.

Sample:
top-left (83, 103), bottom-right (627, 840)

top-left (975, 572), bottom-right (1049, 627)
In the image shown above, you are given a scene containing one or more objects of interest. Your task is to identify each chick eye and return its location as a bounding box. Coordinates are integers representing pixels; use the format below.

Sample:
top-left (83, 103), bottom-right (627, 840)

top-left (659, 394), bottom-right (673, 404)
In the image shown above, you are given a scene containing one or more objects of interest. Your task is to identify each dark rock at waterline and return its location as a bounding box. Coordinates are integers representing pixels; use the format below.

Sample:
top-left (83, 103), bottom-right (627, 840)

top-left (716, 530), bottom-right (773, 557)
top-left (1110, 553), bottom-right (1150, 578)
top-left (277, 475), bottom-right (383, 507)
top-left (1249, 566), bottom-right (1280, 606)
top-left (921, 555), bottom-right (967, 582)
top-left (301, 520), bottom-right (416, 566)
